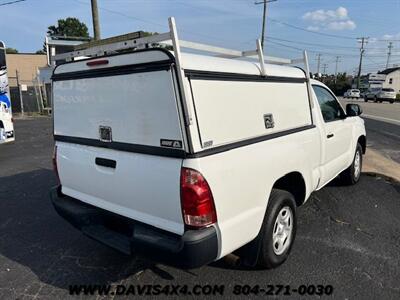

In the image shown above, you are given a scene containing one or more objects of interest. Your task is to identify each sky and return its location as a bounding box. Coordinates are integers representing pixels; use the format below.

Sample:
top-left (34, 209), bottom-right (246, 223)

top-left (1, 0), bottom-right (400, 75)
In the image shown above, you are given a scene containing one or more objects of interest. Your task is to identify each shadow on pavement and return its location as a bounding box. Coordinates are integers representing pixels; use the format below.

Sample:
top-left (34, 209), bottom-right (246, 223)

top-left (0, 169), bottom-right (163, 295)
top-left (1, 169), bottom-right (400, 299)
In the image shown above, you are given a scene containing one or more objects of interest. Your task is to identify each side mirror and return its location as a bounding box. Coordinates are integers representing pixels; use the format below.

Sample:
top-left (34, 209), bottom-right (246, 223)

top-left (346, 103), bottom-right (362, 117)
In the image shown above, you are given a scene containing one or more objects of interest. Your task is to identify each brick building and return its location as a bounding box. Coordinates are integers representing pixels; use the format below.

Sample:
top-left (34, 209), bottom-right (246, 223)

top-left (6, 53), bottom-right (47, 113)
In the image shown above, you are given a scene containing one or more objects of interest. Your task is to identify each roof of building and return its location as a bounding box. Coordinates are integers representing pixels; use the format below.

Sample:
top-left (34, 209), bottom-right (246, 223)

top-left (378, 67), bottom-right (400, 75)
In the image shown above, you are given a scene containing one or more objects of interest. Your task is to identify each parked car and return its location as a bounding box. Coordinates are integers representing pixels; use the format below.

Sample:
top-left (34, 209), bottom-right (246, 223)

top-left (364, 88), bottom-right (396, 103)
top-left (50, 35), bottom-right (366, 270)
top-left (344, 89), bottom-right (360, 99)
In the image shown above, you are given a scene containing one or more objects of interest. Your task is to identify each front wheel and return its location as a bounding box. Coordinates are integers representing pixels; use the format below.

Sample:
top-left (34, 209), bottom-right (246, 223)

top-left (255, 189), bottom-right (297, 269)
top-left (340, 143), bottom-right (363, 185)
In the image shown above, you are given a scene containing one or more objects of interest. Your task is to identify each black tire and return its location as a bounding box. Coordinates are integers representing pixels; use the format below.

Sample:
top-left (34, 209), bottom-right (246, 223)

top-left (390, 100), bottom-right (394, 104)
top-left (255, 189), bottom-right (297, 269)
top-left (374, 96), bottom-right (378, 103)
top-left (364, 98), bottom-right (368, 102)
top-left (340, 143), bottom-right (363, 185)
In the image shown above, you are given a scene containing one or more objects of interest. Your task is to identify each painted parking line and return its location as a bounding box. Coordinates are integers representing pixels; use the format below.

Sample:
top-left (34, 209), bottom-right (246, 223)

top-left (362, 114), bottom-right (400, 126)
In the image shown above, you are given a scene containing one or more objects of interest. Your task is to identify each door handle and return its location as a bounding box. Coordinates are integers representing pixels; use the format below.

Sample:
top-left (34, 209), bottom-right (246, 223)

top-left (95, 157), bottom-right (117, 168)
top-left (327, 133), bottom-right (334, 139)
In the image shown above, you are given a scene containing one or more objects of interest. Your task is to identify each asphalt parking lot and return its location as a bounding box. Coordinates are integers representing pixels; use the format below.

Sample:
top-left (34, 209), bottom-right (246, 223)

top-left (1, 118), bottom-right (400, 299)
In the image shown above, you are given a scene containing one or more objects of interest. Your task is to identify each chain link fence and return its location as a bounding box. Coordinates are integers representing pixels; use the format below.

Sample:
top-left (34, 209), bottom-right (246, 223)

top-left (9, 73), bottom-right (51, 115)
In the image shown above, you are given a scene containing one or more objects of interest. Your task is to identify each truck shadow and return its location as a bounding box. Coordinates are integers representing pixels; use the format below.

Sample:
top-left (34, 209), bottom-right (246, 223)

top-left (0, 169), bottom-right (178, 291)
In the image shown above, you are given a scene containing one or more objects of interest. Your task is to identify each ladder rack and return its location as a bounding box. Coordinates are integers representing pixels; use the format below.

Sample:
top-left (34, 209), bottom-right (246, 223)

top-left (52, 17), bottom-right (314, 125)
top-left (52, 17), bottom-right (310, 77)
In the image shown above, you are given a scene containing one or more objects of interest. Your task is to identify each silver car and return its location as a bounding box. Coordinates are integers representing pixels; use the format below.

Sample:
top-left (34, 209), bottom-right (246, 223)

top-left (364, 88), bottom-right (396, 104)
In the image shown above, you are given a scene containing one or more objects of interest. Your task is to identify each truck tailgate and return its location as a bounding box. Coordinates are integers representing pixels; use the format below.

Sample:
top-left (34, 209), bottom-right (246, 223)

top-left (52, 51), bottom-right (186, 235)
top-left (57, 142), bottom-right (184, 234)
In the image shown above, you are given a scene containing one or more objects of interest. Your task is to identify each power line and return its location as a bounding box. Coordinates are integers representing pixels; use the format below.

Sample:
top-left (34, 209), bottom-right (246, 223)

top-left (265, 39), bottom-right (360, 57)
top-left (266, 39), bottom-right (400, 61)
top-left (72, 0), bottom-right (237, 45)
top-left (0, 0), bottom-right (25, 6)
top-left (267, 17), bottom-right (400, 44)
top-left (268, 36), bottom-right (397, 52)
top-left (266, 36), bottom-right (360, 50)
top-left (268, 17), bottom-right (357, 40)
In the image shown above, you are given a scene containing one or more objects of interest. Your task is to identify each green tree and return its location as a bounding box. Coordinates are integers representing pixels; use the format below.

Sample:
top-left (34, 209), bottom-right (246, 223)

top-left (142, 31), bottom-right (173, 51)
top-left (324, 73), bottom-right (352, 96)
top-left (35, 49), bottom-right (45, 54)
top-left (47, 17), bottom-right (90, 38)
top-left (5, 47), bottom-right (18, 54)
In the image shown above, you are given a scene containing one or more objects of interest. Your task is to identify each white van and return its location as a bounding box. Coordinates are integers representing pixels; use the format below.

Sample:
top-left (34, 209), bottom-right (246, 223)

top-left (344, 89), bottom-right (360, 99)
top-left (50, 18), bottom-right (366, 269)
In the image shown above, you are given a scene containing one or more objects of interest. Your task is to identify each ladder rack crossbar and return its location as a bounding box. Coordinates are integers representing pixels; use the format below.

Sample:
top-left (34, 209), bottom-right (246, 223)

top-left (53, 32), bottom-right (172, 61)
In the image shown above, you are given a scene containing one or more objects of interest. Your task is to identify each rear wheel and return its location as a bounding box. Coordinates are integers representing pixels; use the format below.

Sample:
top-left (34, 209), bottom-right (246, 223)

top-left (255, 189), bottom-right (297, 269)
top-left (390, 100), bottom-right (394, 104)
top-left (340, 143), bottom-right (362, 185)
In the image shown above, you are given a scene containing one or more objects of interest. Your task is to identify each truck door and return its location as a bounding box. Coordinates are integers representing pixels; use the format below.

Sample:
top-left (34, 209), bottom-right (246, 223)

top-left (312, 85), bottom-right (352, 186)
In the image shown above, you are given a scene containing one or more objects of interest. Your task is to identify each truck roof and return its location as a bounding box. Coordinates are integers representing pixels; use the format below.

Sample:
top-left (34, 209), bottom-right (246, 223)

top-left (179, 52), bottom-right (306, 79)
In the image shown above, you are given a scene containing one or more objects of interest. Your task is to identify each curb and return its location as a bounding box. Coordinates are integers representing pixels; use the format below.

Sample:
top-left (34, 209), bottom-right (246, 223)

top-left (363, 172), bottom-right (400, 186)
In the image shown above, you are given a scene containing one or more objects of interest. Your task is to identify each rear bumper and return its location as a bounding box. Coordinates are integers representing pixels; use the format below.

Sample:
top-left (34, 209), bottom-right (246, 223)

top-left (50, 186), bottom-right (219, 268)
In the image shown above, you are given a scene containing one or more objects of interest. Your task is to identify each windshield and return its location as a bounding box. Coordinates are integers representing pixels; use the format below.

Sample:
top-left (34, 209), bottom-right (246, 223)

top-left (0, 47), bottom-right (6, 71)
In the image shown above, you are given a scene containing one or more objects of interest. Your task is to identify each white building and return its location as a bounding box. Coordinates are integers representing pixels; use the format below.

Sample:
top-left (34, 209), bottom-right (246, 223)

top-left (379, 67), bottom-right (400, 95)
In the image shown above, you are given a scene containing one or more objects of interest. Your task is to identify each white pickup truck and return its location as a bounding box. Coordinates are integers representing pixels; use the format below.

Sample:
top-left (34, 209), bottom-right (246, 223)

top-left (50, 20), bottom-right (366, 269)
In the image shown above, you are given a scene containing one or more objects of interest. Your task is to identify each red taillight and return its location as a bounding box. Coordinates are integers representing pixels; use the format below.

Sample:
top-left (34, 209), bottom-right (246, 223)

top-left (52, 145), bottom-right (60, 184)
top-left (86, 59), bottom-right (109, 67)
top-left (180, 168), bottom-right (217, 228)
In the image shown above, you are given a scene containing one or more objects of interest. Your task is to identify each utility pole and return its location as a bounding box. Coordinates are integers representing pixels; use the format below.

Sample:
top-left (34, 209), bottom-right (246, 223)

top-left (334, 56), bottom-right (341, 77)
top-left (386, 42), bottom-right (393, 69)
top-left (316, 53), bottom-right (322, 74)
top-left (255, 0), bottom-right (277, 49)
top-left (91, 0), bottom-right (101, 40)
top-left (356, 37), bottom-right (368, 89)
top-left (322, 63), bottom-right (328, 74)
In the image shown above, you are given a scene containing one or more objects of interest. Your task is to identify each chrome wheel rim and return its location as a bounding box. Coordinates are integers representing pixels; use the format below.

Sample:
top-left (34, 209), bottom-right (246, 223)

top-left (354, 151), bottom-right (361, 179)
top-left (272, 206), bottom-right (293, 255)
